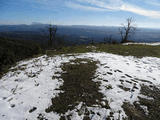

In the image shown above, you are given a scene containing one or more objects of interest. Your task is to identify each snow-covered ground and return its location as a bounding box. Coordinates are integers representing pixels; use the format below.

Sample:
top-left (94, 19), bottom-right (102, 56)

top-left (0, 52), bottom-right (160, 120)
top-left (123, 42), bottom-right (160, 46)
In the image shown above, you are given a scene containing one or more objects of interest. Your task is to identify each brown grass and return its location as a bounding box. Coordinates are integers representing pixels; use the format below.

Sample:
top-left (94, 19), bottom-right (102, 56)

top-left (45, 58), bottom-right (110, 119)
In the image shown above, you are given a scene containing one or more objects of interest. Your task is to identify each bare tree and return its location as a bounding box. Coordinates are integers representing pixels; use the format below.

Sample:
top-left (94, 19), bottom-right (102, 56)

top-left (91, 38), bottom-right (94, 45)
top-left (104, 35), bottom-right (112, 44)
top-left (119, 17), bottom-right (136, 43)
top-left (48, 24), bottom-right (57, 48)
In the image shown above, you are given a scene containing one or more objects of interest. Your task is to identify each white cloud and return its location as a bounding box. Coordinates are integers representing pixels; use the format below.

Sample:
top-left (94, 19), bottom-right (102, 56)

top-left (66, 0), bottom-right (160, 18)
top-left (66, 2), bottom-right (107, 11)
top-left (120, 3), bottom-right (160, 18)
top-left (76, 0), bottom-right (123, 10)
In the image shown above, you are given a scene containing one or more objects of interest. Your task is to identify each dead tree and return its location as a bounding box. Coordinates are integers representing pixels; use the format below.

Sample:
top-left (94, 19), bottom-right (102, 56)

top-left (104, 35), bottom-right (112, 44)
top-left (48, 24), bottom-right (57, 48)
top-left (108, 35), bottom-right (112, 44)
top-left (104, 37), bottom-right (106, 44)
top-left (91, 38), bottom-right (94, 45)
top-left (119, 17), bottom-right (136, 43)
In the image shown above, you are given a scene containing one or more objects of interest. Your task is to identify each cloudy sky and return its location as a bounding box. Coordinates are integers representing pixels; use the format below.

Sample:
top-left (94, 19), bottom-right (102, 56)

top-left (1, 0), bottom-right (160, 28)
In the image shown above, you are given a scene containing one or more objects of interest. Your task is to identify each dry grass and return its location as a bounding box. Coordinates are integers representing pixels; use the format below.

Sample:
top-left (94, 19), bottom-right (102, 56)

top-left (47, 44), bottom-right (160, 58)
top-left (122, 84), bottom-right (160, 120)
top-left (45, 58), bottom-right (110, 119)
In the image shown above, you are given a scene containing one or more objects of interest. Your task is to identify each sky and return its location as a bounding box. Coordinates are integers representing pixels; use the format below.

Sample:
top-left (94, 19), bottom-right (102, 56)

top-left (1, 0), bottom-right (160, 28)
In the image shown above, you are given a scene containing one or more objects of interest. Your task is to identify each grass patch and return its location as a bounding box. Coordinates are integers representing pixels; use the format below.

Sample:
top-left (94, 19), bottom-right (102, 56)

top-left (45, 58), bottom-right (110, 118)
top-left (122, 85), bottom-right (160, 120)
top-left (138, 85), bottom-right (160, 120)
top-left (96, 44), bottom-right (160, 58)
top-left (46, 45), bottom-right (93, 56)
top-left (46, 44), bottom-right (160, 58)
top-left (122, 102), bottom-right (147, 120)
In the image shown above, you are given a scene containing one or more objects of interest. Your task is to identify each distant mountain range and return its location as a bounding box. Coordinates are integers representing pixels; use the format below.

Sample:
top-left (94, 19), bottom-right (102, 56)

top-left (0, 24), bottom-right (160, 44)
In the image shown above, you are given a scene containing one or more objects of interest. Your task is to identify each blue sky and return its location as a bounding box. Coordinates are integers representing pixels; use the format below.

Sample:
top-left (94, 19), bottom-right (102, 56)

top-left (1, 0), bottom-right (160, 28)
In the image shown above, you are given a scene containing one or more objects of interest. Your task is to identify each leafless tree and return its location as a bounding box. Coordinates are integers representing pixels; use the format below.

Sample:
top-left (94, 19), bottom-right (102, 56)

top-left (119, 17), bottom-right (136, 43)
top-left (91, 38), bottom-right (94, 45)
top-left (104, 35), bottom-right (112, 44)
top-left (48, 24), bottom-right (57, 48)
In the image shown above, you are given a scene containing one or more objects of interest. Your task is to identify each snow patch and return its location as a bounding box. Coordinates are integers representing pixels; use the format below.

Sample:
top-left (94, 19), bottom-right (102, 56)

top-left (0, 52), bottom-right (160, 120)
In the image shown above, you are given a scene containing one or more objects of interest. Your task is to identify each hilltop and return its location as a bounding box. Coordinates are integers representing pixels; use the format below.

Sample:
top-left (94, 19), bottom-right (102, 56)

top-left (0, 44), bottom-right (160, 120)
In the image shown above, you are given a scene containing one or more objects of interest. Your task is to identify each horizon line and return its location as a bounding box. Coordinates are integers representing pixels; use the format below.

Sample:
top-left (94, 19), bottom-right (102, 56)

top-left (0, 23), bottom-right (160, 29)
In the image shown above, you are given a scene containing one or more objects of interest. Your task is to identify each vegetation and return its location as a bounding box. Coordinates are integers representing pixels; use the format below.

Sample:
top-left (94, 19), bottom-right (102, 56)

top-left (47, 44), bottom-right (160, 58)
top-left (119, 17), bottom-right (136, 43)
top-left (48, 24), bottom-right (58, 48)
top-left (0, 37), bottom-right (42, 78)
top-left (1, 33), bottom-right (160, 119)
top-left (96, 44), bottom-right (160, 58)
top-left (45, 59), bottom-right (110, 119)
top-left (122, 85), bottom-right (160, 120)
top-left (1, 35), bottom-right (159, 78)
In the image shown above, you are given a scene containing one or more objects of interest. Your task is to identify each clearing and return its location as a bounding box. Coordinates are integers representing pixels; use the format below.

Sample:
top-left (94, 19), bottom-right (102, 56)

top-left (0, 45), bottom-right (160, 120)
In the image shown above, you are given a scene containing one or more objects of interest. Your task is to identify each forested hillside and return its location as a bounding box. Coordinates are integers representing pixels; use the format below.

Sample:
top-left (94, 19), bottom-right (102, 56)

top-left (0, 37), bottom-right (41, 77)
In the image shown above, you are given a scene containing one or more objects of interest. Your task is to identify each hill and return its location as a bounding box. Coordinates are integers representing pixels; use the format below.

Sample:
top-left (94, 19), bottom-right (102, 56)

top-left (0, 44), bottom-right (160, 120)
